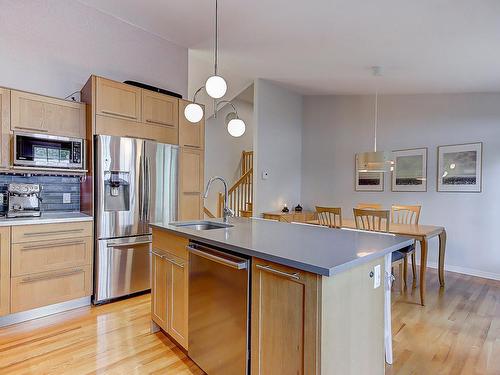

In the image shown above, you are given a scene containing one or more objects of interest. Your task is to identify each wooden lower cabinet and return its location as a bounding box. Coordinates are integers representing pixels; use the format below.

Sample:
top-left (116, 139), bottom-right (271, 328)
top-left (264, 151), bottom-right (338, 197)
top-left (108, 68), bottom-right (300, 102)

top-left (262, 211), bottom-right (316, 223)
top-left (0, 227), bottom-right (10, 317)
top-left (251, 258), bottom-right (320, 375)
top-left (7, 221), bottom-right (94, 315)
top-left (151, 230), bottom-right (189, 349)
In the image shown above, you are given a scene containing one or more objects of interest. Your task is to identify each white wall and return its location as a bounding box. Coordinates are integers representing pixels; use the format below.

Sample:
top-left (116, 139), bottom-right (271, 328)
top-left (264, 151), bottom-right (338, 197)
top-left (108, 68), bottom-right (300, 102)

top-left (253, 79), bottom-right (303, 216)
top-left (302, 93), bottom-right (500, 280)
top-left (204, 97), bottom-right (254, 215)
top-left (0, 0), bottom-right (187, 99)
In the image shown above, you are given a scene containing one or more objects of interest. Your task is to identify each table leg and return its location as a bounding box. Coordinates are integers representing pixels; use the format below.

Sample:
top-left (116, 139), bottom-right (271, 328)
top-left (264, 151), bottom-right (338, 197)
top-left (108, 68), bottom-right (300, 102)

top-left (438, 229), bottom-right (447, 287)
top-left (419, 239), bottom-right (428, 306)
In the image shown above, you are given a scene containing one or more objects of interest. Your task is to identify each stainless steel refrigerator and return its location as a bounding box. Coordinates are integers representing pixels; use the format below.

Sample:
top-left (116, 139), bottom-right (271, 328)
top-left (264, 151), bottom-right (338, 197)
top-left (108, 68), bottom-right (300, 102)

top-left (94, 135), bottom-right (178, 304)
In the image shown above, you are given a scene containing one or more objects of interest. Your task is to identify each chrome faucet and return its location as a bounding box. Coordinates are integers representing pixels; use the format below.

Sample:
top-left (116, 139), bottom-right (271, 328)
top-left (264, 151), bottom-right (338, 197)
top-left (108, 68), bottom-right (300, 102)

top-left (203, 176), bottom-right (234, 223)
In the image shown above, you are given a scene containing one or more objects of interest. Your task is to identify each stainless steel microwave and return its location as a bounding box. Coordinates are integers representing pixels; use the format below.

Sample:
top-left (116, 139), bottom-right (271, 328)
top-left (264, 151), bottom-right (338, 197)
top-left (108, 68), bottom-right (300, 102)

top-left (13, 132), bottom-right (85, 170)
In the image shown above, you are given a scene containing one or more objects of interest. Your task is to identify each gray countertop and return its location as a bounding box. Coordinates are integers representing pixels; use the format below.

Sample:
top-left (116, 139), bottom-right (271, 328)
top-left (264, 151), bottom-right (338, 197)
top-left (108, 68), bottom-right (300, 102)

top-left (0, 212), bottom-right (93, 226)
top-left (150, 217), bottom-right (414, 276)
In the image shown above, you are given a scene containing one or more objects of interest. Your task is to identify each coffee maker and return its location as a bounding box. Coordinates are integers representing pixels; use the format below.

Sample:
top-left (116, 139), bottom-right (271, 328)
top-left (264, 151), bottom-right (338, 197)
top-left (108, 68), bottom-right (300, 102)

top-left (6, 183), bottom-right (42, 218)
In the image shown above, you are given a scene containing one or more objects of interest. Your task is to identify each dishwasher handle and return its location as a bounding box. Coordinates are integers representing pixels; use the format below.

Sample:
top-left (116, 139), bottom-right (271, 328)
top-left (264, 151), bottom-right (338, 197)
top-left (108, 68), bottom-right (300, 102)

top-left (186, 245), bottom-right (248, 270)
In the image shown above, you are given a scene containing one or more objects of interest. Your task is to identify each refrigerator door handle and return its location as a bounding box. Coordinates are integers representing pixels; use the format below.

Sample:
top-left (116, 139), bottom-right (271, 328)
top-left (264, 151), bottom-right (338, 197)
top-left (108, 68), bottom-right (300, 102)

top-left (145, 156), bottom-right (151, 221)
top-left (138, 154), bottom-right (144, 221)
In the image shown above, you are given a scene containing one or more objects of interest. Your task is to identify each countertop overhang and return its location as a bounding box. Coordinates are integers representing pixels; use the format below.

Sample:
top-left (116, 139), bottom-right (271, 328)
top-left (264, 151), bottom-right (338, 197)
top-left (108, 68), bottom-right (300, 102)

top-left (0, 212), bottom-right (93, 226)
top-left (150, 217), bottom-right (414, 276)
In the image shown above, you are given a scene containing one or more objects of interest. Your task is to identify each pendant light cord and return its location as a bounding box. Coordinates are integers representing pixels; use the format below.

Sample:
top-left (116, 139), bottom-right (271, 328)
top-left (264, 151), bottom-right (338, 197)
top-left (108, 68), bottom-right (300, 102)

top-left (374, 90), bottom-right (378, 152)
top-left (214, 0), bottom-right (218, 76)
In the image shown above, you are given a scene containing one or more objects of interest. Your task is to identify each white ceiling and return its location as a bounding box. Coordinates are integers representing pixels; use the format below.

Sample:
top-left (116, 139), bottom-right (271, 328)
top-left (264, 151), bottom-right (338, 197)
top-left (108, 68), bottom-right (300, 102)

top-left (79, 0), bottom-right (500, 95)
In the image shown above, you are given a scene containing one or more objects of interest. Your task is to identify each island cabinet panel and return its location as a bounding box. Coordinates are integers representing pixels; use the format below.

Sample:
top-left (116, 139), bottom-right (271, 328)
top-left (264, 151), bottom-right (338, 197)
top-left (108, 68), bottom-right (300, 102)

top-left (178, 99), bottom-right (204, 149)
top-left (0, 88), bottom-right (10, 169)
top-left (151, 229), bottom-right (189, 349)
top-left (178, 148), bottom-right (204, 221)
top-left (96, 77), bottom-right (142, 122)
top-left (0, 227), bottom-right (11, 317)
top-left (151, 251), bottom-right (169, 330)
top-left (251, 258), bottom-right (320, 375)
top-left (10, 90), bottom-right (86, 138)
top-left (320, 257), bottom-right (385, 375)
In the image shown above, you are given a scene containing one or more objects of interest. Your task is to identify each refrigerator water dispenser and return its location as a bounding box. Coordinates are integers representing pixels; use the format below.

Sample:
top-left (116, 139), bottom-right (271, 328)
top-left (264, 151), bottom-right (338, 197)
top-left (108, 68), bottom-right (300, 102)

top-left (104, 171), bottom-right (130, 211)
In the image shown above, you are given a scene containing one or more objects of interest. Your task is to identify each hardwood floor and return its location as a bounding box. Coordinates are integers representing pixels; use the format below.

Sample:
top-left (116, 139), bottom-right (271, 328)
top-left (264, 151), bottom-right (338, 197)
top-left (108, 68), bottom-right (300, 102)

top-left (0, 268), bottom-right (498, 374)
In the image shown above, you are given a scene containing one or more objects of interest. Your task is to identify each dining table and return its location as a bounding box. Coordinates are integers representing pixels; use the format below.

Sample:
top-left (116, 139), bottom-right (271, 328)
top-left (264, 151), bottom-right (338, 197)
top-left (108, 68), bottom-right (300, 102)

top-left (304, 218), bottom-right (447, 306)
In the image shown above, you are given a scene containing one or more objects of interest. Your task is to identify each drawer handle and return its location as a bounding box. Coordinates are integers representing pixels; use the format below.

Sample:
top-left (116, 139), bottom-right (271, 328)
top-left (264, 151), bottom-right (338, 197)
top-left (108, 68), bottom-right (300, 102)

top-left (21, 240), bottom-right (86, 251)
top-left (15, 126), bottom-right (49, 133)
top-left (20, 268), bottom-right (84, 283)
top-left (183, 144), bottom-right (201, 149)
top-left (146, 119), bottom-right (175, 127)
top-left (256, 264), bottom-right (300, 280)
top-left (151, 250), bottom-right (184, 268)
top-left (24, 229), bottom-right (84, 236)
top-left (101, 110), bottom-right (137, 120)
top-left (125, 135), bottom-right (156, 142)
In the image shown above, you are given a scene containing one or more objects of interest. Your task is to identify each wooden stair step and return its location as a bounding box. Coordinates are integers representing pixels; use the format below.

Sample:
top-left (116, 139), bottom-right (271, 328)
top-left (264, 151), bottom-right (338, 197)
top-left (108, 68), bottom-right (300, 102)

top-left (240, 209), bottom-right (253, 218)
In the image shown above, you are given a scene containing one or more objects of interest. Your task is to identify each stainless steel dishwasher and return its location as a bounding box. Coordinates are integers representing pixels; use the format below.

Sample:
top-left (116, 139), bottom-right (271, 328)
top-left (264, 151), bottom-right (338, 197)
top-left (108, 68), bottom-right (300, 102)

top-left (187, 242), bottom-right (250, 375)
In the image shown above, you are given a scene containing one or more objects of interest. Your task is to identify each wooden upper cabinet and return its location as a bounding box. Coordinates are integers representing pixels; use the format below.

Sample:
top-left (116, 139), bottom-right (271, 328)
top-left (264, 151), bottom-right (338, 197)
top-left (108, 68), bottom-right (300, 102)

top-left (0, 227), bottom-right (10, 317)
top-left (142, 90), bottom-right (178, 128)
top-left (96, 77), bottom-right (141, 121)
top-left (10, 90), bottom-right (85, 138)
top-left (178, 148), bottom-right (204, 221)
top-left (251, 258), bottom-right (320, 375)
top-left (0, 89), bottom-right (10, 169)
top-left (179, 99), bottom-right (204, 149)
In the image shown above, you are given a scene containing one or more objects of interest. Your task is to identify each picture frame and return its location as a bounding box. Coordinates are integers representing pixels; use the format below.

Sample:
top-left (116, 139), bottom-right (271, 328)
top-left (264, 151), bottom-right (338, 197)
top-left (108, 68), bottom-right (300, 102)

top-left (437, 142), bottom-right (482, 192)
top-left (391, 148), bottom-right (427, 192)
top-left (355, 156), bottom-right (384, 192)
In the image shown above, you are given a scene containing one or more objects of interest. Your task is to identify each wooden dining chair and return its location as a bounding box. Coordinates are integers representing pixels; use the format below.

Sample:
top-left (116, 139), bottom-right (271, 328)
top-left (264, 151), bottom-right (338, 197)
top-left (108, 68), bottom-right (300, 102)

top-left (391, 205), bottom-right (421, 288)
top-left (357, 203), bottom-right (383, 210)
top-left (353, 208), bottom-right (405, 293)
top-left (315, 206), bottom-right (342, 228)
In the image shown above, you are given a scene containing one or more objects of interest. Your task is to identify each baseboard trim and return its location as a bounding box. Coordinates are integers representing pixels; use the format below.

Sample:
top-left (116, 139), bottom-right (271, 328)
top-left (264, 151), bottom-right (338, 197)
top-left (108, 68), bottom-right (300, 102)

top-left (0, 297), bottom-right (91, 328)
top-left (416, 261), bottom-right (500, 281)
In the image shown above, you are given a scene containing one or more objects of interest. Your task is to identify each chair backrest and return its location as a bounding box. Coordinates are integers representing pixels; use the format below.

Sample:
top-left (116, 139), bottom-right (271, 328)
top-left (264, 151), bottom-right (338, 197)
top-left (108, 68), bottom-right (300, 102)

top-left (315, 206), bottom-right (342, 228)
top-left (391, 205), bottom-right (421, 225)
top-left (357, 203), bottom-right (383, 210)
top-left (353, 208), bottom-right (390, 232)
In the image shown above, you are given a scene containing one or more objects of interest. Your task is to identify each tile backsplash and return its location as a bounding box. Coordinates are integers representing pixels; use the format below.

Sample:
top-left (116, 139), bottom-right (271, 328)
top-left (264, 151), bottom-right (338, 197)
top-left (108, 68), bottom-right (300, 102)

top-left (0, 174), bottom-right (80, 214)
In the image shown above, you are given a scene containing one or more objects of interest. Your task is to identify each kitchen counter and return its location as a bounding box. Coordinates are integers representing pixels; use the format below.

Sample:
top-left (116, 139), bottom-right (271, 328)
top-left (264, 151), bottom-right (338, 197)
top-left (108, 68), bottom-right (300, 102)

top-left (150, 217), bottom-right (413, 276)
top-left (0, 211), bottom-right (93, 226)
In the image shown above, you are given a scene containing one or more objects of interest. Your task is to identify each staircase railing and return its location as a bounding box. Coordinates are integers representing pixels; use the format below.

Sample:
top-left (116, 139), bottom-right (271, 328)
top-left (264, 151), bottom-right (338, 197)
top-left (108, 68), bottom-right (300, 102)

top-left (218, 168), bottom-right (253, 217)
top-left (203, 206), bottom-right (216, 218)
top-left (242, 151), bottom-right (253, 175)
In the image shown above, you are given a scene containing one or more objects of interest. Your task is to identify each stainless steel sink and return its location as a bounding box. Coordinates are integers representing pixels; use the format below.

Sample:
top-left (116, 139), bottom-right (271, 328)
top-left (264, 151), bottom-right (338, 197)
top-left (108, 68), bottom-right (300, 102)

top-left (171, 221), bottom-right (233, 230)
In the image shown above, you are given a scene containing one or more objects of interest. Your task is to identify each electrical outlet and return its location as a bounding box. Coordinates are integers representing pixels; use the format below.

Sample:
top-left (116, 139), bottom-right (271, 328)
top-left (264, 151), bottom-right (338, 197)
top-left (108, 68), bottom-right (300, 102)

top-left (63, 193), bottom-right (71, 204)
top-left (373, 264), bottom-right (381, 289)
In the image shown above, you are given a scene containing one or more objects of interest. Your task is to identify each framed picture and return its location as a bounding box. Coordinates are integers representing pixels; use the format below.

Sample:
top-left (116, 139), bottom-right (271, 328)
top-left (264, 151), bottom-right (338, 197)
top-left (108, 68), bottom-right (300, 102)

top-left (437, 142), bottom-right (482, 192)
top-left (391, 148), bottom-right (427, 192)
top-left (355, 156), bottom-right (384, 191)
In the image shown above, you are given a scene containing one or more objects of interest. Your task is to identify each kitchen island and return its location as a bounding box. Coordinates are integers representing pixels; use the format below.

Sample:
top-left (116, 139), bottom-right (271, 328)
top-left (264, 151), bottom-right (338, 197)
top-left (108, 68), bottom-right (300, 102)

top-left (150, 217), bottom-right (413, 375)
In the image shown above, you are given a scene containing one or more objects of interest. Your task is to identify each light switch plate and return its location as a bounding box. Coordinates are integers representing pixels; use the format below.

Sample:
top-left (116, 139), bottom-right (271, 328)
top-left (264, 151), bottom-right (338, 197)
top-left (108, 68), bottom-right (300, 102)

top-left (63, 193), bottom-right (71, 204)
top-left (373, 264), bottom-right (381, 289)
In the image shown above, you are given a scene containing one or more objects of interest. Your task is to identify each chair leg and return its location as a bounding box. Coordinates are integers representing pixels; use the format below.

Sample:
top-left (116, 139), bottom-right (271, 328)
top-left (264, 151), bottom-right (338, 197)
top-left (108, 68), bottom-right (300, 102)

top-left (399, 263), bottom-right (404, 294)
top-left (411, 252), bottom-right (417, 288)
top-left (403, 255), bottom-right (408, 288)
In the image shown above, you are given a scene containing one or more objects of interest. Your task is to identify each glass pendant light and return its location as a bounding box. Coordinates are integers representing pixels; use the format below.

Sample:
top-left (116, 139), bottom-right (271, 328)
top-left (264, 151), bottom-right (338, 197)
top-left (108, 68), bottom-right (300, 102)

top-left (184, 87), bottom-right (204, 123)
top-left (356, 67), bottom-right (394, 173)
top-left (220, 101), bottom-right (246, 137)
top-left (205, 0), bottom-right (227, 99)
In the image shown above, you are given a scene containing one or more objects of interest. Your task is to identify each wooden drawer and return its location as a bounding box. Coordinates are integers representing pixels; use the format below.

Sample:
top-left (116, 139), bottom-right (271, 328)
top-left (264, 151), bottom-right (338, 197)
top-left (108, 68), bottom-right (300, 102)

top-left (11, 237), bottom-right (92, 277)
top-left (10, 265), bottom-right (92, 313)
top-left (152, 229), bottom-right (188, 260)
top-left (95, 115), bottom-right (178, 144)
top-left (12, 222), bottom-right (93, 244)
